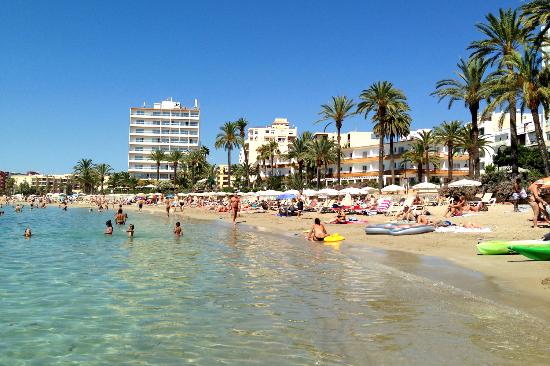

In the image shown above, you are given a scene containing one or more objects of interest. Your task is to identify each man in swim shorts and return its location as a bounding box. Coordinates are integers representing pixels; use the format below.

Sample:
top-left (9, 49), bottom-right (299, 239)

top-left (307, 218), bottom-right (328, 241)
top-left (230, 194), bottom-right (240, 224)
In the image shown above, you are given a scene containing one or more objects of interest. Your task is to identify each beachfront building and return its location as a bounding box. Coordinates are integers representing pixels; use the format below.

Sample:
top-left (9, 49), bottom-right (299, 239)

top-left (479, 111), bottom-right (549, 168)
top-left (239, 118), bottom-right (297, 177)
top-left (128, 98), bottom-right (200, 180)
top-left (215, 164), bottom-right (234, 189)
top-left (319, 129), bottom-right (470, 187)
top-left (11, 173), bottom-right (80, 193)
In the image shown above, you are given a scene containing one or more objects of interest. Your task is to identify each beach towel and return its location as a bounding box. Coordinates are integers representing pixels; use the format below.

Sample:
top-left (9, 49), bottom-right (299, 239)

top-left (435, 226), bottom-right (491, 233)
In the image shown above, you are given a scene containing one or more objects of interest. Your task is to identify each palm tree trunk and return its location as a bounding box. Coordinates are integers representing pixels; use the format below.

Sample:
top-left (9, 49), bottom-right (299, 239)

top-left (336, 128), bottom-right (341, 185)
top-left (389, 134), bottom-right (395, 185)
top-left (448, 143), bottom-right (453, 183)
top-left (530, 108), bottom-right (550, 175)
top-left (298, 161), bottom-right (303, 182)
top-left (425, 151), bottom-right (430, 182)
top-left (417, 164), bottom-right (422, 183)
top-left (316, 163), bottom-right (321, 189)
top-left (173, 163), bottom-right (178, 184)
top-left (244, 145), bottom-right (249, 188)
top-left (227, 148), bottom-right (232, 187)
top-left (101, 178), bottom-right (104, 195)
top-left (507, 65), bottom-right (519, 176)
top-left (469, 105), bottom-right (480, 179)
top-left (270, 156), bottom-right (275, 177)
top-left (468, 153), bottom-right (474, 178)
top-left (378, 135), bottom-right (384, 191)
top-left (157, 163), bottom-right (160, 182)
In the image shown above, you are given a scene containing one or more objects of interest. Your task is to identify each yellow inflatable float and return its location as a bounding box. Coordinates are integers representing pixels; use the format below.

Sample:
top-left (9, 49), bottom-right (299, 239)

top-left (323, 233), bottom-right (345, 242)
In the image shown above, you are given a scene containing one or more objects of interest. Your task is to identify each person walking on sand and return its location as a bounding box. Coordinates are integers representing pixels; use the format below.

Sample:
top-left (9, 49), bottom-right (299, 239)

top-left (512, 177), bottom-right (527, 212)
top-left (528, 180), bottom-right (550, 228)
top-left (230, 194), bottom-right (240, 224)
top-left (165, 199), bottom-right (171, 217)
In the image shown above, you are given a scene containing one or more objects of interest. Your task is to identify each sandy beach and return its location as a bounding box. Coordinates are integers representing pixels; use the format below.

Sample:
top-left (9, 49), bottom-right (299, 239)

top-left (110, 202), bottom-right (550, 319)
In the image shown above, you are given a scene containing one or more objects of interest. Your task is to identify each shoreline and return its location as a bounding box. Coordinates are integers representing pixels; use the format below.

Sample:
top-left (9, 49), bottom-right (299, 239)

top-left (95, 201), bottom-right (550, 321)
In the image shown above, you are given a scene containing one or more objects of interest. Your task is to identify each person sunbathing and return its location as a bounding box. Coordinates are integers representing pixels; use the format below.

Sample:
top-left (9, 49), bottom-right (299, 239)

top-left (395, 205), bottom-right (414, 221)
top-left (328, 209), bottom-right (347, 224)
top-left (444, 196), bottom-right (466, 217)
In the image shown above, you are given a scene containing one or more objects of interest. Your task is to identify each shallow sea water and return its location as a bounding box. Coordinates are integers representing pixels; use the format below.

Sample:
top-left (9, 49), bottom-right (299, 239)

top-left (1, 206), bottom-right (550, 365)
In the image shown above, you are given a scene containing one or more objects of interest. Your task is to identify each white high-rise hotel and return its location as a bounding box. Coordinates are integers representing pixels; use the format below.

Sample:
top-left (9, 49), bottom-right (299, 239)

top-left (128, 98), bottom-right (200, 180)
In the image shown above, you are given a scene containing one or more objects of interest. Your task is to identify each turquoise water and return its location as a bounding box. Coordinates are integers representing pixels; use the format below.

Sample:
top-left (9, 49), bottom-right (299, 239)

top-left (1, 206), bottom-right (550, 365)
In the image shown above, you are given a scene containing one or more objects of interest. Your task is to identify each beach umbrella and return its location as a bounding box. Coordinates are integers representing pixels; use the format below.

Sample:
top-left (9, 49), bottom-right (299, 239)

top-left (341, 193), bottom-right (353, 206)
top-left (301, 189), bottom-right (318, 196)
top-left (143, 184), bottom-right (157, 189)
top-left (165, 194), bottom-right (175, 198)
top-left (359, 186), bottom-right (376, 194)
top-left (381, 184), bottom-right (405, 193)
top-left (412, 182), bottom-right (439, 190)
top-left (339, 187), bottom-right (362, 195)
top-left (283, 189), bottom-right (300, 195)
top-left (318, 188), bottom-right (340, 196)
top-left (277, 193), bottom-right (296, 200)
top-left (448, 179), bottom-right (481, 188)
top-left (258, 190), bottom-right (282, 197)
top-left (135, 193), bottom-right (146, 197)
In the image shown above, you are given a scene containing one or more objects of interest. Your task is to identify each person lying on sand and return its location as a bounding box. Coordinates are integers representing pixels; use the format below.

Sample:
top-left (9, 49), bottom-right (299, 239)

top-left (328, 209), bottom-right (347, 224)
top-left (307, 218), bottom-right (328, 241)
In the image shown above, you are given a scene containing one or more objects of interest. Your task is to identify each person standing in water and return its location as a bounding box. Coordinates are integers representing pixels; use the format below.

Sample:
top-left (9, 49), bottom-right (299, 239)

top-left (230, 194), bottom-right (240, 224)
top-left (165, 199), bottom-right (171, 217)
top-left (104, 220), bottom-right (113, 235)
top-left (174, 222), bottom-right (182, 236)
top-left (126, 224), bottom-right (134, 237)
top-left (24, 227), bottom-right (32, 238)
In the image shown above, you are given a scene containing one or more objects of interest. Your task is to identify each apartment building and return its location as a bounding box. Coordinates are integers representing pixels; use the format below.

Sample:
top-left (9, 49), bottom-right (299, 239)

top-left (216, 164), bottom-right (234, 189)
top-left (128, 98), bottom-right (200, 180)
top-left (240, 118), bottom-right (297, 177)
top-left (11, 173), bottom-right (80, 193)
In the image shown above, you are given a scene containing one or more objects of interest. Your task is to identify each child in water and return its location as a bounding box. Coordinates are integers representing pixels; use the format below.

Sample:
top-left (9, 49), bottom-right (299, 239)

top-left (126, 224), bottom-right (134, 237)
top-left (24, 227), bottom-right (32, 238)
top-left (174, 222), bottom-right (182, 236)
top-left (104, 220), bottom-right (113, 235)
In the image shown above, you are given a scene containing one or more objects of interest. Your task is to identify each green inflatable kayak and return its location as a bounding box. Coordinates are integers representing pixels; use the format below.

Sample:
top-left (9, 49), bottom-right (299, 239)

top-left (508, 244), bottom-right (550, 261)
top-left (477, 240), bottom-right (547, 255)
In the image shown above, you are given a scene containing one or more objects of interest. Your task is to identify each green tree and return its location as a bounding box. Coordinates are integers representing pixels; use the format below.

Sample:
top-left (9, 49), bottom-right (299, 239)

top-left (434, 120), bottom-right (463, 182)
top-left (256, 144), bottom-right (270, 178)
top-left (94, 163), bottom-right (112, 195)
top-left (267, 140), bottom-right (280, 177)
top-left (215, 121), bottom-right (239, 188)
top-left (432, 57), bottom-right (491, 179)
top-left (357, 81), bottom-right (410, 190)
top-left (185, 149), bottom-right (209, 188)
top-left (286, 131), bottom-right (311, 182)
top-left (167, 150), bottom-right (184, 185)
top-left (317, 96), bottom-right (355, 185)
top-left (309, 138), bottom-right (338, 189)
top-left (150, 150), bottom-right (166, 182)
top-left (417, 130), bottom-right (438, 182)
top-left (73, 158), bottom-right (95, 194)
top-left (235, 118), bottom-right (249, 188)
top-left (469, 8), bottom-right (531, 176)
top-left (521, 0), bottom-right (550, 48)
top-left (490, 49), bottom-right (550, 174)
top-left (458, 125), bottom-right (492, 177)
top-left (384, 110), bottom-right (411, 184)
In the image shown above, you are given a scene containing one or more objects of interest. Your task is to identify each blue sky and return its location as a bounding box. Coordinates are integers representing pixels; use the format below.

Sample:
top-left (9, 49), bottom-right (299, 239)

top-left (0, 0), bottom-right (520, 173)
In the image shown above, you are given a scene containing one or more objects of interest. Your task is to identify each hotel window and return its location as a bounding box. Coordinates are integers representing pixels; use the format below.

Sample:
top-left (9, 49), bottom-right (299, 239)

top-left (135, 146), bottom-right (143, 151)
top-left (191, 112), bottom-right (199, 117)
top-left (135, 120), bottom-right (145, 124)
top-left (349, 167), bottom-right (352, 173)
top-left (162, 138), bottom-right (169, 143)
top-left (153, 112), bottom-right (161, 116)
top-left (162, 112), bottom-right (170, 116)
top-left (153, 129), bottom-right (160, 134)
top-left (153, 120), bottom-right (161, 125)
top-left (135, 111), bottom-right (144, 115)
top-left (362, 165), bottom-right (367, 172)
top-left (136, 129), bottom-right (144, 133)
top-left (136, 138), bottom-right (144, 142)
top-left (162, 121), bottom-right (170, 125)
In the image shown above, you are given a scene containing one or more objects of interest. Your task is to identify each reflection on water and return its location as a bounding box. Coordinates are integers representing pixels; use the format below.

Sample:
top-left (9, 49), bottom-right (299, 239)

top-left (1, 206), bottom-right (550, 365)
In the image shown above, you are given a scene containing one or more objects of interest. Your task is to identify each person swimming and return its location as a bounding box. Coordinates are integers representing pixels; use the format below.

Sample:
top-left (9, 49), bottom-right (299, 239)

top-left (126, 224), bottom-right (134, 237)
top-left (104, 220), bottom-right (113, 235)
top-left (24, 227), bottom-right (32, 238)
top-left (174, 221), bottom-right (182, 236)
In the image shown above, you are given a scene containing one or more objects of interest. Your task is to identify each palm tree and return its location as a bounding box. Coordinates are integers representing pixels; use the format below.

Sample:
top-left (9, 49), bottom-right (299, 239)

top-left (73, 158), bottom-right (95, 194)
top-left (286, 131), bottom-right (311, 181)
top-left (95, 163), bottom-right (112, 194)
top-left (215, 121), bottom-right (239, 187)
top-left (185, 149), bottom-right (208, 187)
top-left (357, 81), bottom-right (410, 190)
top-left (458, 125), bottom-right (493, 177)
top-left (150, 149), bottom-right (166, 182)
top-left (256, 144), bottom-right (270, 178)
top-left (521, 0), bottom-right (550, 48)
top-left (469, 8), bottom-right (531, 176)
top-left (267, 140), bottom-right (280, 177)
top-left (434, 120), bottom-right (463, 182)
top-left (492, 49), bottom-right (550, 174)
top-left (432, 57), bottom-right (491, 179)
top-left (384, 110), bottom-right (411, 184)
top-left (309, 138), bottom-right (337, 189)
top-left (167, 150), bottom-right (184, 185)
top-left (317, 96), bottom-right (355, 185)
top-left (235, 118), bottom-right (249, 187)
top-left (402, 142), bottom-right (425, 183)
top-left (417, 130), bottom-right (438, 182)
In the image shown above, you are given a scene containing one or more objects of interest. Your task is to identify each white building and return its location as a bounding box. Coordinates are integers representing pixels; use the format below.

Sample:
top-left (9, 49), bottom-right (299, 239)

top-left (479, 111), bottom-right (549, 168)
top-left (240, 118), bottom-right (297, 176)
top-left (128, 99), bottom-right (200, 180)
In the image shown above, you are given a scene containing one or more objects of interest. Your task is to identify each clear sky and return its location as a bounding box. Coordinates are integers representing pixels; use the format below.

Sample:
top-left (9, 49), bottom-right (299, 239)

top-left (0, 0), bottom-right (520, 173)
